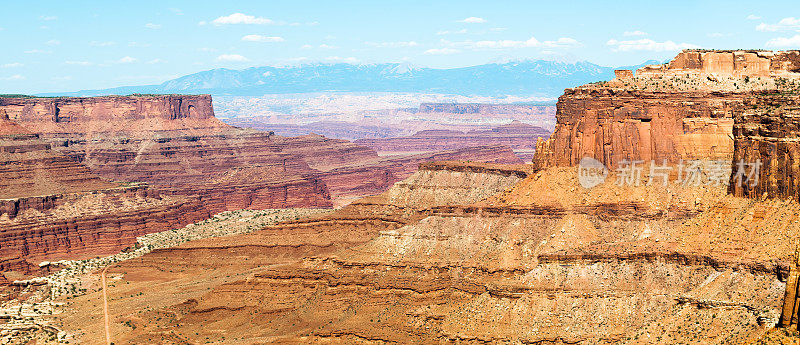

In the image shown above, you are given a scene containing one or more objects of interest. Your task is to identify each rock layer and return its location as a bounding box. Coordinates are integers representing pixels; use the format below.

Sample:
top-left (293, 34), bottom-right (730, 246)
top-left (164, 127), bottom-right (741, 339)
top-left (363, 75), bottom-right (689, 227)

top-left (355, 121), bottom-right (549, 160)
top-left (533, 89), bottom-right (738, 169)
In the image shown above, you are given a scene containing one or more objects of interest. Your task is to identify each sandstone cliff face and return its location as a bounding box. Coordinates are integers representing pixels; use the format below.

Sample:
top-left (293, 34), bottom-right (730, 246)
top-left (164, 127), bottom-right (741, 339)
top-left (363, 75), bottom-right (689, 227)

top-left (640, 50), bottom-right (800, 78)
top-left (0, 133), bottom-right (117, 200)
top-left (0, 95), bottom-right (222, 136)
top-left (533, 50), bottom-right (800, 171)
top-left (0, 189), bottom-right (210, 264)
top-left (58, 161), bottom-right (796, 344)
top-left (729, 91), bottom-right (800, 200)
top-left (0, 126), bottom-right (212, 281)
top-left (0, 95), bottom-right (380, 212)
top-left (533, 89), bottom-right (737, 169)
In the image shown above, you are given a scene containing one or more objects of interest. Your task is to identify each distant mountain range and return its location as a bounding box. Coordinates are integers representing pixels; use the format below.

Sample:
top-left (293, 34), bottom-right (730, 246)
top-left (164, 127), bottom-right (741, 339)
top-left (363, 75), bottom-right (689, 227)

top-left (38, 59), bottom-right (662, 98)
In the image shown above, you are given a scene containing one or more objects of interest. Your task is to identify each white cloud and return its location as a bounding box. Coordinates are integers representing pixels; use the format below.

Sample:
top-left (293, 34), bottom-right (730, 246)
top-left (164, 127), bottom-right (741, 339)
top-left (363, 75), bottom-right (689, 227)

top-left (766, 34), bottom-right (800, 47)
top-left (437, 29), bottom-right (468, 35)
top-left (2, 75), bottom-right (25, 81)
top-left (169, 8), bottom-right (184, 16)
top-left (1, 63), bottom-right (23, 68)
top-left (623, 30), bottom-right (648, 37)
top-left (318, 44), bottom-right (337, 49)
top-left (216, 54), bottom-right (250, 62)
top-left (424, 48), bottom-right (461, 55)
top-left (198, 47), bottom-right (217, 52)
top-left (90, 41), bottom-right (116, 47)
top-left (300, 44), bottom-right (313, 49)
top-left (147, 58), bottom-right (166, 64)
top-left (459, 17), bottom-right (486, 24)
top-left (116, 56), bottom-right (137, 63)
top-left (707, 32), bottom-right (725, 38)
top-left (211, 13), bottom-right (274, 25)
top-left (365, 41), bottom-right (419, 48)
top-left (542, 37), bottom-right (580, 48)
top-left (24, 49), bottom-right (52, 54)
top-left (324, 56), bottom-right (359, 63)
top-left (46, 39), bottom-right (60, 46)
top-left (128, 42), bottom-right (151, 48)
top-left (456, 36), bottom-right (579, 50)
top-left (65, 61), bottom-right (93, 66)
top-left (756, 17), bottom-right (800, 32)
top-left (747, 14), bottom-right (762, 20)
top-left (490, 27), bottom-right (508, 32)
top-left (241, 34), bottom-right (285, 42)
top-left (40, 15), bottom-right (57, 21)
top-left (606, 38), bottom-right (698, 52)
top-left (145, 23), bottom-right (162, 29)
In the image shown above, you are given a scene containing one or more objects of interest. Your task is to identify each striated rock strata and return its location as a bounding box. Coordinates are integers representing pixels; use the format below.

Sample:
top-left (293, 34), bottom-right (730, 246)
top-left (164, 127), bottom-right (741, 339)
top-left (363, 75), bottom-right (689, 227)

top-left (534, 50), bottom-right (800, 170)
top-left (48, 159), bottom-right (799, 344)
top-left (355, 121), bottom-right (549, 160)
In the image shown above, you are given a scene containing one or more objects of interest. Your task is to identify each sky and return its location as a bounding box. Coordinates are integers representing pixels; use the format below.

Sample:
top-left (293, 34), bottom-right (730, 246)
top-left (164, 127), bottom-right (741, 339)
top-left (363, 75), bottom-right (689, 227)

top-left (1, 0), bottom-right (800, 94)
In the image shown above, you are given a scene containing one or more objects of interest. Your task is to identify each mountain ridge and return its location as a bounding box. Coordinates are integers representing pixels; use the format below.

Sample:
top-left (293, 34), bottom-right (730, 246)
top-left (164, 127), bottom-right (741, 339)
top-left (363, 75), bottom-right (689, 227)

top-left (38, 59), bottom-right (661, 98)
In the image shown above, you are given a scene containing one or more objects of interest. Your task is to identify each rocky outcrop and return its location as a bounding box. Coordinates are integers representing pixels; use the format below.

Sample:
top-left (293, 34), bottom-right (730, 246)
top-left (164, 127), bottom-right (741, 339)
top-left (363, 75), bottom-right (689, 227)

top-left (56, 161), bottom-right (797, 344)
top-left (729, 91), bottom-right (800, 201)
top-left (0, 95), bottom-right (388, 211)
top-left (0, 190), bottom-right (210, 264)
top-left (637, 50), bottom-right (800, 78)
top-left (533, 50), bottom-right (800, 170)
top-left (355, 121), bottom-right (549, 160)
top-left (533, 89), bottom-right (738, 169)
top-left (0, 133), bottom-right (117, 200)
top-left (0, 124), bottom-right (212, 279)
top-left (0, 94), bottom-right (222, 136)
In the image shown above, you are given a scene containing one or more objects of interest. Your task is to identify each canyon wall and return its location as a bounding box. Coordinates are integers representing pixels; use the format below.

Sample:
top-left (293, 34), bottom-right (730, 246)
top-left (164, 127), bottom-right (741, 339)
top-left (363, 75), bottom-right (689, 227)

top-left (729, 91), bottom-right (800, 201)
top-left (0, 95), bottom-right (371, 212)
top-left (533, 89), bottom-right (738, 169)
top-left (63, 160), bottom-right (798, 344)
top-left (0, 126), bottom-right (212, 282)
top-left (0, 95), bottom-right (222, 136)
top-left (355, 121), bottom-right (549, 160)
top-left (534, 50), bottom-right (800, 171)
top-left (638, 50), bottom-right (800, 78)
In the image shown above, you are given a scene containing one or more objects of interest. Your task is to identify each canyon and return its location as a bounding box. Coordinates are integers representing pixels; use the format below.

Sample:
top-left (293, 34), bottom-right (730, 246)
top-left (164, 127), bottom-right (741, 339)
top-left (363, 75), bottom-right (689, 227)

top-left (0, 93), bottom-right (521, 285)
top-left (8, 49), bottom-right (800, 344)
top-left (354, 121), bottom-right (550, 161)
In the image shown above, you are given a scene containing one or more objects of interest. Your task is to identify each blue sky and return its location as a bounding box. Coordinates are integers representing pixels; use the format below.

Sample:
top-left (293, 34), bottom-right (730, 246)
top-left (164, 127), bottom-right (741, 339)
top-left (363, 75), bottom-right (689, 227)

top-left (2, 0), bottom-right (800, 94)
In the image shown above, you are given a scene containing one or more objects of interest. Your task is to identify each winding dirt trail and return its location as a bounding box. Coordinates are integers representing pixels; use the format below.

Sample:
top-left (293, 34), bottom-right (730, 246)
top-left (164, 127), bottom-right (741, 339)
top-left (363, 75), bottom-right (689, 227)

top-left (102, 266), bottom-right (112, 345)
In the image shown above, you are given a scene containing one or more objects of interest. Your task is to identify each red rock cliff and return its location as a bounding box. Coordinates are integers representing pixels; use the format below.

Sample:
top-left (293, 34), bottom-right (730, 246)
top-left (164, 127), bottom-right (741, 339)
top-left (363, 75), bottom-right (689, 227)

top-left (533, 89), bottom-right (738, 169)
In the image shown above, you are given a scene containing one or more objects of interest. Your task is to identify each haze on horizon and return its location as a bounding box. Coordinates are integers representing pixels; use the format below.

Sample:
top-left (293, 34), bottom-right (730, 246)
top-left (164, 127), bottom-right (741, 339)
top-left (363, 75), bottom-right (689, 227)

top-left (2, 0), bottom-right (799, 94)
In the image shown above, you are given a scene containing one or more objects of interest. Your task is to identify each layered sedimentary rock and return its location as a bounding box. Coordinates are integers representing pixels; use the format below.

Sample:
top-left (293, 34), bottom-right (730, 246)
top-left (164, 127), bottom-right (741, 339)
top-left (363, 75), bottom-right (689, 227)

top-left (534, 50), bottom-right (800, 170)
top-left (0, 94), bottom-right (222, 136)
top-left (533, 89), bottom-right (739, 169)
top-left (355, 121), bottom-right (549, 160)
top-left (638, 50), bottom-right (800, 79)
top-left (0, 134), bottom-right (116, 200)
top-left (0, 95), bottom-right (379, 211)
top-left (0, 122), bottom-right (211, 282)
top-left (54, 161), bottom-right (799, 344)
top-left (729, 91), bottom-right (800, 201)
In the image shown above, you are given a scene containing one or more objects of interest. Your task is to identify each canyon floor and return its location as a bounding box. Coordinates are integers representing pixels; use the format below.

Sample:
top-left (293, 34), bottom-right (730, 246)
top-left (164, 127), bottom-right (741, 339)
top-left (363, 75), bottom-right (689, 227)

top-left (4, 161), bottom-right (799, 344)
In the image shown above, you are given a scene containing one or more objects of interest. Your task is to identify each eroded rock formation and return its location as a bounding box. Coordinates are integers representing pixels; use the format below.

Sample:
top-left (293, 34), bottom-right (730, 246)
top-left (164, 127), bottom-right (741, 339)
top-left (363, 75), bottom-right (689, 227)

top-left (0, 123), bottom-right (212, 282)
top-left (355, 121), bottom-right (549, 160)
top-left (52, 161), bottom-right (796, 344)
top-left (534, 50), bottom-right (800, 170)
